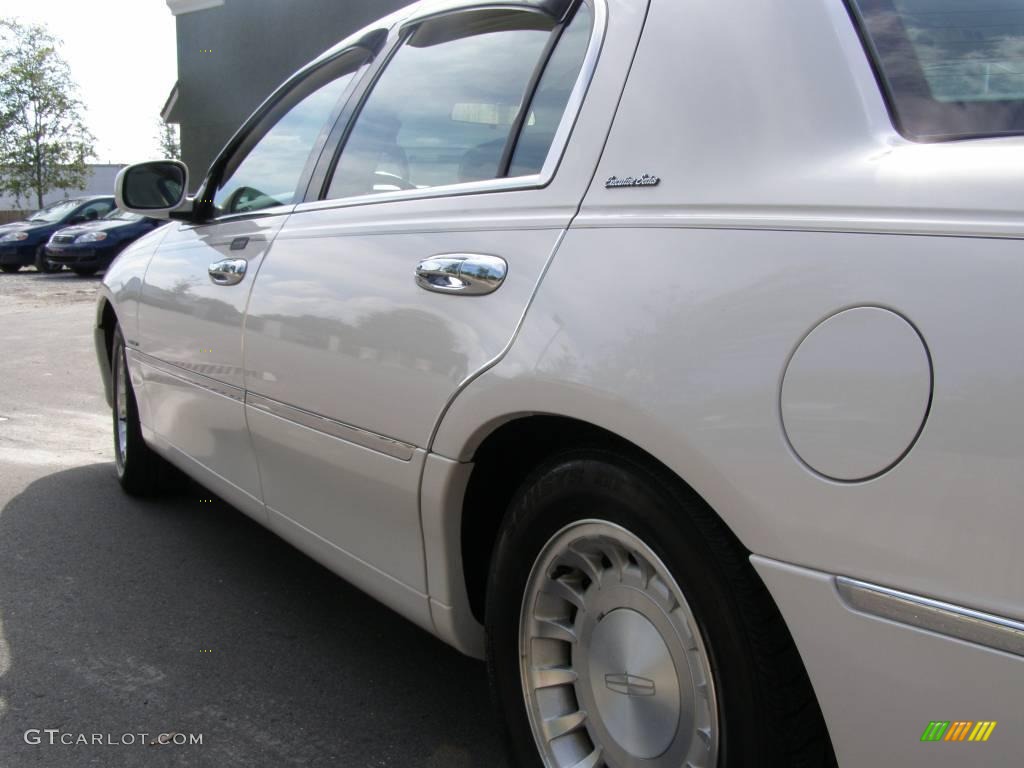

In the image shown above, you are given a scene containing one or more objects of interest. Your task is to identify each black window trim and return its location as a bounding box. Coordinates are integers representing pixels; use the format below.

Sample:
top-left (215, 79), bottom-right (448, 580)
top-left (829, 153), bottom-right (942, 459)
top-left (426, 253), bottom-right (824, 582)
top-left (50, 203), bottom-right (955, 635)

top-left (402, 0), bottom-right (576, 29)
top-left (299, 0), bottom-right (604, 211)
top-left (497, 5), bottom-right (576, 177)
top-left (302, 22), bottom-right (414, 204)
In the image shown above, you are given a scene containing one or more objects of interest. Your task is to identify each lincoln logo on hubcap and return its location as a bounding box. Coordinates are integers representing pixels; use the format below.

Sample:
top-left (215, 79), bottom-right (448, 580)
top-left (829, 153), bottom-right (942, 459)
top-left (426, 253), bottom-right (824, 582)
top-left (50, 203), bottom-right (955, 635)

top-left (605, 673), bottom-right (657, 697)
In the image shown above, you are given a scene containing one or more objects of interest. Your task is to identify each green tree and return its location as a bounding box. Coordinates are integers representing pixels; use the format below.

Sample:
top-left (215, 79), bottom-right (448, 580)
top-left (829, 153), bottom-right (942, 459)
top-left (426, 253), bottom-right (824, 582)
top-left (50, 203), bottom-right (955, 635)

top-left (0, 20), bottom-right (94, 209)
top-left (155, 119), bottom-right (181, 160)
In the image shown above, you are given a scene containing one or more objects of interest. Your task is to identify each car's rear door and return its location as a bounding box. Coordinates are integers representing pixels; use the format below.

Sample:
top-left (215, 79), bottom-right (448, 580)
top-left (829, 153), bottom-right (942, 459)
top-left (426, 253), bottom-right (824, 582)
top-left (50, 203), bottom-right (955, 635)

top-left (133, 46), bottom-right (373, 518)
top-left (242, 0), bottom-right (648, 618)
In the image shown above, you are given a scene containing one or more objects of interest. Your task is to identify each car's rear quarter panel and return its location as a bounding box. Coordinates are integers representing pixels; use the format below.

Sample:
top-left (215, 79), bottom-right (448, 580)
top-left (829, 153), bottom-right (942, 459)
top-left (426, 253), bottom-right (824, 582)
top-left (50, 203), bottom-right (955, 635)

top-left (433, 0), bottom-right (1024, 763)
top-left (434, 189), bottom-right (1024, 768)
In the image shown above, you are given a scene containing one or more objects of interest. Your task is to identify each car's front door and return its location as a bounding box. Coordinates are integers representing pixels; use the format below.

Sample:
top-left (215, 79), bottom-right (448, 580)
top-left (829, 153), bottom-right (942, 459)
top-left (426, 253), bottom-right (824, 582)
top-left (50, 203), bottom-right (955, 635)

top-left (133, 49), bottom-right (370, 518)
top-left (242, 0), bottom-right (648, 616)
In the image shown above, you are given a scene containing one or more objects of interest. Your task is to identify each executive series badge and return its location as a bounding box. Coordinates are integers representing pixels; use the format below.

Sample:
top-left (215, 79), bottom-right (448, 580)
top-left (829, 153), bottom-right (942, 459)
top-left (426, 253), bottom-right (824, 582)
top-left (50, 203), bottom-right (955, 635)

top-left (605, 174), bottom-right (661, 188)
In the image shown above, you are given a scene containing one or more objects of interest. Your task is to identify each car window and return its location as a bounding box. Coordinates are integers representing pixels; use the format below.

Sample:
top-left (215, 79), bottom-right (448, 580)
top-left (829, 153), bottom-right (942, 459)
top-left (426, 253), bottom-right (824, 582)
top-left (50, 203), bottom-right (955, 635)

top-left (212, 62), bottom-right (362, 217)
top-left (326, 10), bottom-right (562, 200)
top-left (79, 200), bottom-right (115, 220)
top-left (849, 0), bottom-right (1024, 140)
top-left (28, 200), bottom-right (80, 223)
top-left (509, 4), bottom-right (593, 176)
top-left (104, 209), bottom-right (143, 222)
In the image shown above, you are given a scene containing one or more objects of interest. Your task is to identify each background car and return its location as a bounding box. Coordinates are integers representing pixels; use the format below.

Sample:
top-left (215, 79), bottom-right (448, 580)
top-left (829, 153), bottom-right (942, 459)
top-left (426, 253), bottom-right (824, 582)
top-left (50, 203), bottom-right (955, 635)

top-left (0, 196), bottom-right (116, 274)
top-left (45, 209), bottom-right (165, 277)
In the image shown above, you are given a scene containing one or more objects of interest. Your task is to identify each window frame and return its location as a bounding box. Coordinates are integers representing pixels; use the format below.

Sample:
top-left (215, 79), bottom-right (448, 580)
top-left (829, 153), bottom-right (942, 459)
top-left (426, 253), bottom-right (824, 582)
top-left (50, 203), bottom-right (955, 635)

top-left (302, 0), bottom-right (605, 211)
top-left (188, 32), bottom-right (385, 225)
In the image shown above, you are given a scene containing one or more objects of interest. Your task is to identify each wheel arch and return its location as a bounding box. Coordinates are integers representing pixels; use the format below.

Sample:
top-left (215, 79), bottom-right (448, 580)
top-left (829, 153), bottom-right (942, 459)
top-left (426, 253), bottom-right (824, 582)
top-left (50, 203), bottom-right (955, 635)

top-left (422, 357), bottom-right (795, 654)
top-left (425, 396), bottom-right (835, 762)
top-left (456, 413), bottom-right (737, 625)
top-left (94, 293), bottom-right (119, 407)
top-left (460, 408), bottom-right (839, 765)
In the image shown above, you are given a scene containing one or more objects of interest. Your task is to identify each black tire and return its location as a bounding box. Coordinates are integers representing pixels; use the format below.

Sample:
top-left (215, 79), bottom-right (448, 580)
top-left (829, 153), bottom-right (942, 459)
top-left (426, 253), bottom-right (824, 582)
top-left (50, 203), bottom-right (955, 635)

top-left (486, 449), bottom-right (836, 768)
top-left (71, 266), bottom-right (98, 276)
top-left (34, 246), bottom-right (61, 273)
top-left (111, 326), bottom-right (173, 496)
top-left (0, 264), bottom-right (20, 274)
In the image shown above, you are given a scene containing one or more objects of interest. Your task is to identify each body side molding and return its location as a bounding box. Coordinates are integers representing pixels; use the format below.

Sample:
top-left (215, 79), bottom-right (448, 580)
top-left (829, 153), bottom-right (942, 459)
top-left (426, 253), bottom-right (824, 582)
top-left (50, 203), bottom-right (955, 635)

top-left (837, 577), bottom-right (1024, 658)
top-left (131, 349), bottom-right (245, 403)
top-left (246, 392), bottom-right (416, 461)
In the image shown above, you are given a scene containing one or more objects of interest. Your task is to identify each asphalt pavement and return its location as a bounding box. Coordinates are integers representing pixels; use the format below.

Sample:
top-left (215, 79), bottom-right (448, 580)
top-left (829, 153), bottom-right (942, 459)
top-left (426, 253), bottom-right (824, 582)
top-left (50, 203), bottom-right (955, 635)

top-left (0, 270), bottom-right (508, 767)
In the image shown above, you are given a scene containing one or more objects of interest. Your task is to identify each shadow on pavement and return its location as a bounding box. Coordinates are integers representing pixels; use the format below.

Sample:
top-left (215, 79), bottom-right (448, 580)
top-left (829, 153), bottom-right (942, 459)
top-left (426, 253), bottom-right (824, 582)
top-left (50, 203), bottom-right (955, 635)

top-left (2, 270), bottom-right (102, 282)
top-left (0, 463), bottom-right (507, 767)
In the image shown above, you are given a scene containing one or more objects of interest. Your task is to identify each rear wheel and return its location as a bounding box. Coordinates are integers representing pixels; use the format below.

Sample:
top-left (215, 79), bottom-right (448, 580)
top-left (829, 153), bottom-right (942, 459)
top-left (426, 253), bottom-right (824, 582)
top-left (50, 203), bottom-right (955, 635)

top-left (71, 266), bottom-right (98, 276)
top-left (34, 246), bottom-right (61, 273)
top-left (0, 264), bottom-right (20, 274)
top-left (111, 326), bottom-right (172, 495)
top-left (486, 450), bottom-right (836, 768)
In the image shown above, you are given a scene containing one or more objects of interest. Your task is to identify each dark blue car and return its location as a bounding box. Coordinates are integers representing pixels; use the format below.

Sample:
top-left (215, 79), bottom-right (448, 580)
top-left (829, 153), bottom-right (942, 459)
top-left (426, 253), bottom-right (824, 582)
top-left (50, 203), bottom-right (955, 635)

top-left (0, 196), bottom-right (117, 273)
top-left (45, 209), bottom-right (165, 276)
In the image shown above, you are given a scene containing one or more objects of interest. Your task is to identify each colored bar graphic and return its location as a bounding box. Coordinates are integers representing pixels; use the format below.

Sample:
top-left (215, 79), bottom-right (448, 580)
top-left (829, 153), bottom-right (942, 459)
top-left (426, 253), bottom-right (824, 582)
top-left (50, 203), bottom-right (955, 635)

top-left (944, 722), bottom-right (972, 741)
top-left (922, 721), bottom-right (997, 743)
top-left (968, 722), bottom-right (997, 742)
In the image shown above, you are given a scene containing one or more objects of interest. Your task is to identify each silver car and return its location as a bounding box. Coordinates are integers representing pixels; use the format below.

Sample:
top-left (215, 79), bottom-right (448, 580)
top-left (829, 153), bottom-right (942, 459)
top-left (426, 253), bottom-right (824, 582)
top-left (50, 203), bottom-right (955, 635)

top-left (98, 0), bottom-right (1024, 765)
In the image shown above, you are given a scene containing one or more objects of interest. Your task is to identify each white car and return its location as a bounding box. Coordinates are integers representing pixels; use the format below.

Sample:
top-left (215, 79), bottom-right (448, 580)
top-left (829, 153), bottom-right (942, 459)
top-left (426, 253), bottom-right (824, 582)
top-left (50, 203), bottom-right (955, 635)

top-left (97, 0), bottom-right (1024, 765)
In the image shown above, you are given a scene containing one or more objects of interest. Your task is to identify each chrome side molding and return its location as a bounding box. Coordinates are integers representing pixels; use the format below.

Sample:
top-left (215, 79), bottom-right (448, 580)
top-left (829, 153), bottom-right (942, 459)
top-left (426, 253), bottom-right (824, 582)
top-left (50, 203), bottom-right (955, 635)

top-left (130, 349), bottom-right (415, 460)
top-left (836, 577), bottom-right (1024, 658)
top-left (246, 393), bottom-right (416, 461)
top-left (132, 350), bottom-right (245, 403)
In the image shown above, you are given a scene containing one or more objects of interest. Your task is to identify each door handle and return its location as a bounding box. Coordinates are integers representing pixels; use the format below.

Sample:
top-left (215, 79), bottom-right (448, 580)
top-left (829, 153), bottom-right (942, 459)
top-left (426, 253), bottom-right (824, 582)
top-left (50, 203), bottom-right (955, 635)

top-left (415, 254), bottom-right (507, 296)
top-left (208, 258), bottom-right (247, 286)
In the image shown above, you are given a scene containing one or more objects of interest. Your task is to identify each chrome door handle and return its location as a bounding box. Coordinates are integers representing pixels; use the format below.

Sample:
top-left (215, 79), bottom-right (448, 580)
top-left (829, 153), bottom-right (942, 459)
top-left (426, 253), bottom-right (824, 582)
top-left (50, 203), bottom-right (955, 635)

top-left (415, 254), bottom-right (507, 296)
top-left (208, 258), bottom-right (247, 286)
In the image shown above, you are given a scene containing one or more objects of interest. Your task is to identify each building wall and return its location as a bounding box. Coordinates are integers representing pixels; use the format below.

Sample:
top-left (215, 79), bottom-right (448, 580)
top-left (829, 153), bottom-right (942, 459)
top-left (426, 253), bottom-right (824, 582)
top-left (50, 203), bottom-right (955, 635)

top-left (170, 0), bottom-right (410, 187)
top-left (0, 164), bottom-right (126, 213)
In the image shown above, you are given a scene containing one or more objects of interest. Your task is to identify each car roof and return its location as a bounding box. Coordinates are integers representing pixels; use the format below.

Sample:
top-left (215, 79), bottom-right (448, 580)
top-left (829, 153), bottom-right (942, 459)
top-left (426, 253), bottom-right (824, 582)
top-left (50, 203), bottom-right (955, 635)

top-left (52, 195), bottom-right (114, 206)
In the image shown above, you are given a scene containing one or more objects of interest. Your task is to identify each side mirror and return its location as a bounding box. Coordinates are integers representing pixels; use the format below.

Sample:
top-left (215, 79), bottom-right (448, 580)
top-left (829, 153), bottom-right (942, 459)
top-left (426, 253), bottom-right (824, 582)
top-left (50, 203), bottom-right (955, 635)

top-left (115, 161), bottom-right (190, 219)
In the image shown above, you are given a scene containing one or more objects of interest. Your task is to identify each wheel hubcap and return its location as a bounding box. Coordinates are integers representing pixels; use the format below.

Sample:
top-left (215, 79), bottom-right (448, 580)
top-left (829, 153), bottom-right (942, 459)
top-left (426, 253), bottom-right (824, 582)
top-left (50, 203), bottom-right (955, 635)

top-left (519, 521), bottom-right (719, 768)
top-left (588, 609), bottom-right (680, 759)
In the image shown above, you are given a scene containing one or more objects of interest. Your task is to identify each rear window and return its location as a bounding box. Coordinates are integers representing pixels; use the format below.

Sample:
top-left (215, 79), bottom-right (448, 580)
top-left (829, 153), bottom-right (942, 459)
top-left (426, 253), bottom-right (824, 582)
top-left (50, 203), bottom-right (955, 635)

top-left (848, 0), bottom-right (1024, 140)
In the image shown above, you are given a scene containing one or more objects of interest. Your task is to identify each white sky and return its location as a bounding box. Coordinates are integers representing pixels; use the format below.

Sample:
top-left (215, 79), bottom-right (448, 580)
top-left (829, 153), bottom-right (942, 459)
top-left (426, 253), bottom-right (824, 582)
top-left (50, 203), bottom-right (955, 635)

top-left (0, 0), bottom-right (177, 164)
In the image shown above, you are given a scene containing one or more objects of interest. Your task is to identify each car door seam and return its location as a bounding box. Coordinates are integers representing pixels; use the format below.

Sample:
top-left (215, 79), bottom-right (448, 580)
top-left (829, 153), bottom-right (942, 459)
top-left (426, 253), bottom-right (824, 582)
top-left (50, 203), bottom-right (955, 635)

top-left (422, 0), bottom-right (654, 457)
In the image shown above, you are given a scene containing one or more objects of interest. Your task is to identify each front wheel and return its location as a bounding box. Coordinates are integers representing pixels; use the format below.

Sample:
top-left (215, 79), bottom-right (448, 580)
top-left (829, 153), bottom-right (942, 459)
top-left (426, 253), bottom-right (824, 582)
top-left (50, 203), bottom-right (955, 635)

top-left (34, 246), bottom-right (61, 273)
top-left (111, 326), bottom-right (171, 495)
top-left (486, 451), bottom-right (835, 768)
